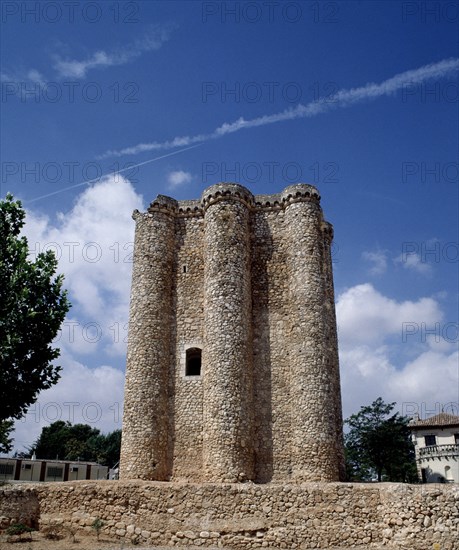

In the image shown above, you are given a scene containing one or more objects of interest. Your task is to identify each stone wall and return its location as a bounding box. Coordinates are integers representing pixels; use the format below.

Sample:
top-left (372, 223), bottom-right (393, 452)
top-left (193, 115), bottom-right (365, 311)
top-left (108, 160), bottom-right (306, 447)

top-left (120, 183), bottom-right (344, 483)
top-left (172, 213), bottom-right (205, 481)
top-left (1, 481), bottom-right (457, 549)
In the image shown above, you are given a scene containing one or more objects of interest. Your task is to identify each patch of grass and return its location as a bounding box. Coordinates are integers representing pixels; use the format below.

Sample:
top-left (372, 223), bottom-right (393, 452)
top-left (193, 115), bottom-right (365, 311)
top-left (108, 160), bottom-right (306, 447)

top-left (5, 523), bottom-right (35, 542)
top-left (91, 518), bottom-right (104, 541)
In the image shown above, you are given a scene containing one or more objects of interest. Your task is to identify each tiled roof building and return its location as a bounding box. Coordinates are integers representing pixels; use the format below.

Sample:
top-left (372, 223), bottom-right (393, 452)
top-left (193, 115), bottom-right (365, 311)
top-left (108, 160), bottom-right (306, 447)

top-left (409, 412), bottom-right (459, 483)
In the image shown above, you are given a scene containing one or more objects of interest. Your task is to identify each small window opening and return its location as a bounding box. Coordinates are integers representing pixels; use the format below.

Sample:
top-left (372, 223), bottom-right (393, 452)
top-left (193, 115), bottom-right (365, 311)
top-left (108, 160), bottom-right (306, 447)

top-left (425, 434), bottom-right (436, 446)
top-left (186, 348), bottom-right (202, 376)
top-left (183, 265), bottom-right (187, 273)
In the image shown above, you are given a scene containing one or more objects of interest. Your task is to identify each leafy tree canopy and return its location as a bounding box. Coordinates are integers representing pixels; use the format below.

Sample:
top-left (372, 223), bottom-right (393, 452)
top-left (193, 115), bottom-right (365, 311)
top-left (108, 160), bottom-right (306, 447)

top-left (0, 194), bottom-right (70, 450)
top-left (0, 420), bottom-right (14, 454)
top-left (29, 421), bottom-right (121, 467)
top-left (345, 397), bottom-right (418, 483)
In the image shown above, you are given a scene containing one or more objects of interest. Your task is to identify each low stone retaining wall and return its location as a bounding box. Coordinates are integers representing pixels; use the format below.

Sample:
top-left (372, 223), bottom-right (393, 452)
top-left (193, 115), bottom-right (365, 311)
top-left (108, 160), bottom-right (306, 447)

top-left (0, 481), bottom-right (457, 548)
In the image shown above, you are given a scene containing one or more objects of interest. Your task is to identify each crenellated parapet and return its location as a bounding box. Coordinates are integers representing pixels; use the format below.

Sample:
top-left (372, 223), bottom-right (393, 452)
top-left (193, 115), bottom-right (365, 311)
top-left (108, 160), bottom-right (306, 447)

top-left (201, 182), bottom-right (255, 212)
top-left (142, 183), bottom-right (323, 219)
top-left (280, 183), bottom-right (321, 204)
top-left (147, 194), bottom-right (179, 214)
top-left (177, 200), bottom-right (203, 217)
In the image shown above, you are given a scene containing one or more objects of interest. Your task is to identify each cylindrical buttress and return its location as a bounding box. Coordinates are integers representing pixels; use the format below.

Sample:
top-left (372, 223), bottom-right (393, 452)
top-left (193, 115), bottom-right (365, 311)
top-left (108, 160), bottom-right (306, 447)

top-left (284, 185), bottom-right (341, 481)
top-left (120, 207), bottom-right (175, 480)
top-left (202, 185), bottom-right (254, 482)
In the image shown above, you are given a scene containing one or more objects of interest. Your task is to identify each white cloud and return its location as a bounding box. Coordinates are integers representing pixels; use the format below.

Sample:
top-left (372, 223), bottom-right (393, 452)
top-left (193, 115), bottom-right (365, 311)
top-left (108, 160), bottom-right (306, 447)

top-left (167, 170), bottom-right (192, 189)
top-left (336, 283), bottom-right (442, 347)
top-left (337, 284), bottom-right (458, 421)
top-left (12, 356), bottom-right (124, 453)
top-left (0, 177), bottom-right (143, 454)
top-left (340, 344), bottom-right (458, 421)
top-left (53, 25), bottom-right (172, 78)
top-left (394, 252), bottom-right (432, 274)
top-left (390, 349), bottom-right (458, 400)
top-left (0, 69), bottom-right (46, 98)
top-left (1, 25), bottom-right (172, 95)
top-left (26, 69), bottom-right (46, 85)
top-left (99, 57), bottom-right (459, 158)
top-left (24, 175), bottom-right (143, 357)
top-left (53, 50), bottom-right (125, 79)
top-left (362, 250), bottom-right (387, 275)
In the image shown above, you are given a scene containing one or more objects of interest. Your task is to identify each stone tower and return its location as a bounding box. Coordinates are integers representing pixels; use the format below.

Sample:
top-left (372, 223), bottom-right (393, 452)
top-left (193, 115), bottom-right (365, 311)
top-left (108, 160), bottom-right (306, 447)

top-left (120, 183), bottom-right (345, 483)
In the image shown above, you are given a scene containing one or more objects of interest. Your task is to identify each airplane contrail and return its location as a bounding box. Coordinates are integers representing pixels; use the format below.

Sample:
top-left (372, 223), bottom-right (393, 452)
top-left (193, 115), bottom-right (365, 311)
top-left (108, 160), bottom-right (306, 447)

top-left (97, 57), bottom-right (459, 159)
top-left (25, 144), bottom-right (202, 204)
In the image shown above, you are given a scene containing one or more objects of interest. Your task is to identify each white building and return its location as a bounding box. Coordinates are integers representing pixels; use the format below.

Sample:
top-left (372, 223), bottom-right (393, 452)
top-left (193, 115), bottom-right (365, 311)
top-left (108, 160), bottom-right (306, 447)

top-left (409, 413), bottom-right (459, 483)
top-left (0, 457), bottom-right (108, 482)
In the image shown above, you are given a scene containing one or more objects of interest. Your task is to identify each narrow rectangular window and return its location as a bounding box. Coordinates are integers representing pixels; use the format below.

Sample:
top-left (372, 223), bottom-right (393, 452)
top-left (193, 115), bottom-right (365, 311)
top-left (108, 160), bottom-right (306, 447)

top-left (185, 347), bottom-right (202, 376)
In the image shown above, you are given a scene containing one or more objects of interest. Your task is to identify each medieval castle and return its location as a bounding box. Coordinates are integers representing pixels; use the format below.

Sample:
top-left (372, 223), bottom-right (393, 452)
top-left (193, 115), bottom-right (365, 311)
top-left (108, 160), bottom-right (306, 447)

top-left (5, 183), bottom-right (457, 550)
top-left (120, 183), bottom-right (345, 483)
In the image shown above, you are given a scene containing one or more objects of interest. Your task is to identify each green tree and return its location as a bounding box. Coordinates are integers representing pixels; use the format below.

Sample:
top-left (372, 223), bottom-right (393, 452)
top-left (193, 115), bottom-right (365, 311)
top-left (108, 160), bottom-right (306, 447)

top-left (30, 421), bottom-right (121, 467)
top-left (27, 420), bottom-right (70, 459)
top-left (31, 421), bottom-right (98, 460)
top-left (63, 423), bottom-right (102, 461)
top-left (89, 429), bottom-right (122, 467)
top-left (345, 397), bottom-right (418, 482)
top-left (0, 194), bottom-right (70, 447)
top-left (0, 419), bottom-right (14, 453)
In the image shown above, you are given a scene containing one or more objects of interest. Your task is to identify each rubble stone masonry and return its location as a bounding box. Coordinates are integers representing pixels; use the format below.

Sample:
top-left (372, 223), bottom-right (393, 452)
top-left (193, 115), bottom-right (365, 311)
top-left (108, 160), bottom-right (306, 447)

top-left (1, 481), bottom-right (458, 549)
top-left (120, 183), bottom-right (345, 483)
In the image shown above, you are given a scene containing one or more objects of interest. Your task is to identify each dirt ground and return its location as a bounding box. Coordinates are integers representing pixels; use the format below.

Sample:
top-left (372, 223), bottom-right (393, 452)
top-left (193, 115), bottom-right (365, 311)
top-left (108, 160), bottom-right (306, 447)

top-left (0, 533), bottom-right (390, 550)
top-left (0, 532), bottom-right (391, 550)
top-left (0, 542), bottom-right (388, 550)
top-left (0, 532), bottom-right (121, 550)
top-left (0, 530), bottom-right (221, 550)
top-left (0, 530), bottom-right (182, 550)
top-left (0, 540), bottom-right (365, 550)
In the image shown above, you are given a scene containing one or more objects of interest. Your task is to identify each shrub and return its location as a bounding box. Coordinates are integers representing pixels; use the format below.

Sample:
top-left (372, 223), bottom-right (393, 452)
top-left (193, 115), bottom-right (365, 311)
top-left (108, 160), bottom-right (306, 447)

top-left (91, 518), bottom-right (104, 541)
top-left (5, 523), bottom-right (34, 542)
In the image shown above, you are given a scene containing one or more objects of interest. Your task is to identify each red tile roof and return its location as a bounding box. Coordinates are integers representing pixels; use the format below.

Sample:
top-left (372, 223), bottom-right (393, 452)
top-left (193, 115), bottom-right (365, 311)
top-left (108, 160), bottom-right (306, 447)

top-left (409, 412), bottom-right (459, 429)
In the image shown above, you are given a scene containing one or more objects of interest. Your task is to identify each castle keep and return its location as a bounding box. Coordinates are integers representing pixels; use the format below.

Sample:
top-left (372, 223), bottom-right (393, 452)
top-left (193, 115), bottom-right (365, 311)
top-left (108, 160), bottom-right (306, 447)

top-left (5, 183), bottom-right (457, 550)
top-left (120, 183), bottom-right (345, 483)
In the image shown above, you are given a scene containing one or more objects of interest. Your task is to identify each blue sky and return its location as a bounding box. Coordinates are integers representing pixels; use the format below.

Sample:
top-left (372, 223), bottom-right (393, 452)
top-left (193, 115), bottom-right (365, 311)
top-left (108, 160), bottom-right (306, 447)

top-left (1, 0), bottom-right (458, 453)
